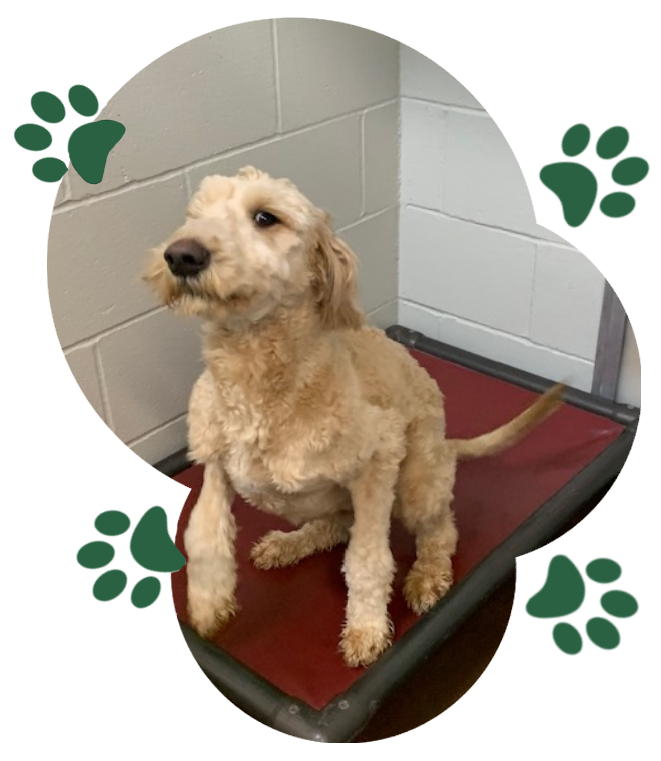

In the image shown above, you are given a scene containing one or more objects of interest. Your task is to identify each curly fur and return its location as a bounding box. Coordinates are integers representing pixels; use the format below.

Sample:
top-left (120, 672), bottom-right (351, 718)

top-left (144, 167), bottom-right (563, 667)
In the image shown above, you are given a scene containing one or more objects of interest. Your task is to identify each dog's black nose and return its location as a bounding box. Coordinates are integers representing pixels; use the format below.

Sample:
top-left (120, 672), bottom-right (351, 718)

top-left (164, 239), bottom-right (211, 278)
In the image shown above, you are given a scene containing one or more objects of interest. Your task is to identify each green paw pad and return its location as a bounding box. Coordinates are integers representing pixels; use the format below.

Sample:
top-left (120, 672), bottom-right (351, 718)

top-left (14, 85), bottom-right (125, 184)
top-left (77, 508), bottom-right (185, 608)
top-left (540, 124), bottom-right (649, 226)
top-left (527, 555), bottom-right (638, 654)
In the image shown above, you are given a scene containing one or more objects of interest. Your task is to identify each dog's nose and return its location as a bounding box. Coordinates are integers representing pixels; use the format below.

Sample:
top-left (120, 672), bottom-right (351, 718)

top-left (164, 238), bottom-right (211, 278)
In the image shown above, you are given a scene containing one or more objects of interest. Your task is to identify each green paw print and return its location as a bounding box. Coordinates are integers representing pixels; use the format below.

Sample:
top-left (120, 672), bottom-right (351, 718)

top-left (77, 507), bottom-right (185, 608)
top-left (527, 555), bottom-right (638, 654)
top-left (14, 86), bottom-right (125, 184)
top-left (540, 125), bottom-right (649, 227)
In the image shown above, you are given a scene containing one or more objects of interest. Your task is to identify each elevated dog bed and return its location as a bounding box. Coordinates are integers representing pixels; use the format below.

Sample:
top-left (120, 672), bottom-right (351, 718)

top-left (162, 325), bottom-right (638, 742)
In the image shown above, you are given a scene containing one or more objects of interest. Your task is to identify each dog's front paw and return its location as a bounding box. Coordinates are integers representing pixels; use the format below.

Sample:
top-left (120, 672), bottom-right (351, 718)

top-left (339, 625), bottom-right (392, 668)
top-left (404, 560), bottom-right (454, 615)
top-left (251, 530), bottom-right (301, 569)
top-left (186, 554), bottom-right (236, 639)
top-left (187, 584), bottom-right (236, 639)
top-left (186, 556), bottom-right (237, 638)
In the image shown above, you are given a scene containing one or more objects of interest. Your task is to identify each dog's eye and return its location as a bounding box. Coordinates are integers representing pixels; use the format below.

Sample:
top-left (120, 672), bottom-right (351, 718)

top-left (254, 210), bottom-right (279, 228)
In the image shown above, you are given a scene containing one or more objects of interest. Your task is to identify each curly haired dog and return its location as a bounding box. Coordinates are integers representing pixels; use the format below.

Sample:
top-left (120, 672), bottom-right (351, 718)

top-left (144, 167), bottom-right (562, 667)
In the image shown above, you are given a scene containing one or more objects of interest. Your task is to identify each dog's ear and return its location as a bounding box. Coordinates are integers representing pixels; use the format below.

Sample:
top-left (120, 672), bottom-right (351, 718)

top-left (310, 216), bottom-right (364, 330)
top-left (186, 175), bottom-right (224, 218)
top-left (237, 165), bottom-right (262, 180)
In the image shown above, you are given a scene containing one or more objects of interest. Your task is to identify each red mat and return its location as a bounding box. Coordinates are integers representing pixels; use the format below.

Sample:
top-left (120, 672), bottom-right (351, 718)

top-left (171, 349), bottom-right (622, 710)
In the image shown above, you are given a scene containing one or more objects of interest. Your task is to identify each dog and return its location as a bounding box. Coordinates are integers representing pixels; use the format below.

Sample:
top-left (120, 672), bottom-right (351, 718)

top-left (144, 166), bottom-right (563, 667)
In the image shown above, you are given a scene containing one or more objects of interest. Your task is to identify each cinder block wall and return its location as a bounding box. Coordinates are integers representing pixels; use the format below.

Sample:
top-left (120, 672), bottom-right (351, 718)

top-left (49, 20), bottom-right (400, 464)
top-left (398, 47), bottom-right (640, 408)
top-left (398, 46), bottom-right (607, 392)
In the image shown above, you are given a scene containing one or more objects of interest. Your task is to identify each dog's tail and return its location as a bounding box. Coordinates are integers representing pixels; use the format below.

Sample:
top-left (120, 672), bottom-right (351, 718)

top-left (449, 382), bottom-right (565, 461)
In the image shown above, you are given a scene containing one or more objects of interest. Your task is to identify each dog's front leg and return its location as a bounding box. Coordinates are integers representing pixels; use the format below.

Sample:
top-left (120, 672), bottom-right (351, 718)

top-left (340, 418), bottom-right (406, 667)
top-left (184, 460), bottom-right (237, 638)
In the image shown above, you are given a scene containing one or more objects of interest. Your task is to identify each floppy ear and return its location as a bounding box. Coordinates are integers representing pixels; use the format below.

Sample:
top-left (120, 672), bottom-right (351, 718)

top-left (310, 217), bottom-right (365, 330)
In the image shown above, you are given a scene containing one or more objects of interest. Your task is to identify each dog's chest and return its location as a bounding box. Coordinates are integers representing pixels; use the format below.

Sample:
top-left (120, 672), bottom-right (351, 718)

top-left (217, 383), bottom-right (329, 500)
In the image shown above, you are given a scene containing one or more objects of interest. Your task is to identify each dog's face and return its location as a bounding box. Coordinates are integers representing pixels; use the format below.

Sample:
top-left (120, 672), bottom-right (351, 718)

top-left (144, 166), bottom-right (363, 330)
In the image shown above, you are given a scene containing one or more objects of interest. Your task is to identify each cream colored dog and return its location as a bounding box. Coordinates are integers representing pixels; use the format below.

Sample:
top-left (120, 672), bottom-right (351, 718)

top-left (144, 167), bottom-right (562, 667)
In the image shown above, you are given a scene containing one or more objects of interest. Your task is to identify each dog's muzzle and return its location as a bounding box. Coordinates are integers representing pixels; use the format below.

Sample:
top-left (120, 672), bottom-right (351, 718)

top-left (164, 238), bottom-right (211, 278)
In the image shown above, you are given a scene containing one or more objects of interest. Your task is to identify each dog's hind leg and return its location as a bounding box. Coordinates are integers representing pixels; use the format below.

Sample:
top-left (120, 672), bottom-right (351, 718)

top-left (251, 512), bottom-right (353, 569)
top-left (403, 509), bottom-right (458, 614)
top-left (397, 417), bottom-right (459, 615)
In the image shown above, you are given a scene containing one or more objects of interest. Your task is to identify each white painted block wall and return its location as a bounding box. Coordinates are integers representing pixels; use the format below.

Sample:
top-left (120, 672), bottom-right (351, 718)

top-left (398, 45), bottom-right (608, 392)
top-left (49, 20), bottom-right (400, 464)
